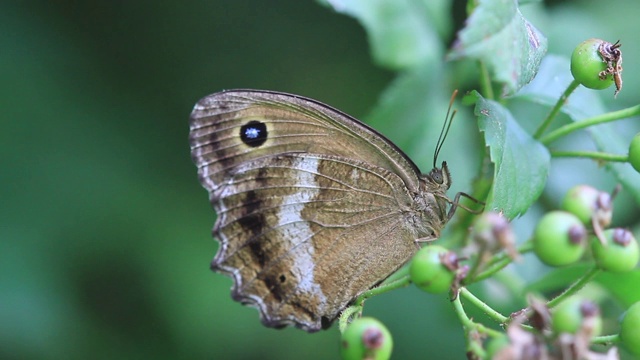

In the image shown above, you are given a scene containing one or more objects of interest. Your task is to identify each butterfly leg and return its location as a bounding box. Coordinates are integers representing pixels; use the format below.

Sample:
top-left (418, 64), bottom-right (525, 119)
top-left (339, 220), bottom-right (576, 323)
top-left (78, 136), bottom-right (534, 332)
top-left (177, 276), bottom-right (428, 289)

top-left (446, 192), bottom-right (485, 220)
top-left (414, 235), bottom-right (438, 249)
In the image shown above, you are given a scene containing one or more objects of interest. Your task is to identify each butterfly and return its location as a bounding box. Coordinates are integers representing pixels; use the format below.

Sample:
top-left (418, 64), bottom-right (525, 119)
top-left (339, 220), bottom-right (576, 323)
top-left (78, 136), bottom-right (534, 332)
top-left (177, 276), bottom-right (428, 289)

top-left (189, 89), bottom-right (466, 332)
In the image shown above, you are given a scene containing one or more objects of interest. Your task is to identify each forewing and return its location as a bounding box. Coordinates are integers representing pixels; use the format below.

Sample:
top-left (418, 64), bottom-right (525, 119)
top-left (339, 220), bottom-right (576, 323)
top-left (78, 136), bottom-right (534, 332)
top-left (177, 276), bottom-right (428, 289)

top-left (189, 89), bottom-right (422, 193)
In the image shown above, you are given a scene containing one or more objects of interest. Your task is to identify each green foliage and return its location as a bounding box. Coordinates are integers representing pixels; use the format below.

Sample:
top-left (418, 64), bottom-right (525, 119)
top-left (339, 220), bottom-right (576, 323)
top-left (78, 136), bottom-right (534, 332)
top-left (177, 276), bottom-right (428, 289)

top-left (5, 0), bottom-right (640, 359)
top-left (514, 55), bottom-right (640, 204)
top-left (447, 0), bottom-right (547, 95)
top-left (472, 92), bottom-right (550, 218)
top-left (317, 0), bottom-right (450, 69)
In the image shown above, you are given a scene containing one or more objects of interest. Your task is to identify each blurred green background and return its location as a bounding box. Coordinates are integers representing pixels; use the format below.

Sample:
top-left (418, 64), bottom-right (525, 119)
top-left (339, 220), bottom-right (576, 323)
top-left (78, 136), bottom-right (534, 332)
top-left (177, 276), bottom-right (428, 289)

top-left (2, 1), bottom-right (640, 359)
top-left (1, 2), bottom-right (394, 359)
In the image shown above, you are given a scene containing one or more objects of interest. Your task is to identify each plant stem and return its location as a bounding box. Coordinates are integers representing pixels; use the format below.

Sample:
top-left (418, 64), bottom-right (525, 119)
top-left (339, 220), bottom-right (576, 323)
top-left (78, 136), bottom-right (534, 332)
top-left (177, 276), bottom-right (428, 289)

top-left (338, 269), bottom-right (413, 332)
top-left (534, 79), bottom-right (580, 139)
top-left (338, 305), bottom-right (363, 333)
top-left (382, 265), bottom-right (409, 284)
top-left (453, 289), bottom-right (504, 338)
top-left (550, 150), bottom-right (628, 162)
top-left (460, 287), bottom-right (508, 324)
top-left (465, 245), bottom-right (487, 283)
top-left (479, 61), bottom-right (495, 101)
top-left (591, 334), bottom-right (620, 345)
top-left (551, 151), bottom-right (629, 162)
top-left (452, 292), bottom-right (472, 325)
top-left (546, 266), bottom-right (601, 309)
top-left (469, 241), bottom-right (534, 283)
top-left (354, 273), bottom-right (411, 306)
top-left (539, 104), bottom-right (640, 145)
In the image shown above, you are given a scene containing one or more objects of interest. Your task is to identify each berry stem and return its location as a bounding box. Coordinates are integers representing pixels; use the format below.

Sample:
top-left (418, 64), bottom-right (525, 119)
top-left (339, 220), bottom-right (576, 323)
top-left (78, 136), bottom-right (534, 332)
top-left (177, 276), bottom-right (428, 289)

top-left (468, 241), bottom-right (534, 283)
top-left (539, 104), bottom-right (640, 145)
top-left (534, 79), bottom-right (580, 139)
top-left (338, 305), bottom-right (363, 334)
top-left (338, 268), bottom-right (412, 332)
top-left (591, 334), bottom-right (620, 345)
top-left (459, 287), bottom-right (508, 324)
top-left (354, 271), bottom-right (411, 306)
top-left (466, 338), bottom-right (486, 360)
top-left (550, 150), bottom-right (628, 162)
top-left (453, 288), bottom-right (504, 338)
top-left (546, 266), bottom-right (601, 309)
top-left (478, 61), bottom-right (495, 101)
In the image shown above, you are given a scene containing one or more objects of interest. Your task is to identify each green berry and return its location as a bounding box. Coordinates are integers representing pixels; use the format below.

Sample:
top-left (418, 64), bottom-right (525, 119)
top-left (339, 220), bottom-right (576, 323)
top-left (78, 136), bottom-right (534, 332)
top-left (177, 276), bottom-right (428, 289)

top-left (620, 302), bottom-right (640, 356)
top-left (591, 228), bottom-right (639, 272)
top-left (485, 335), bottom-right (510, 359)
top-left (533, 211), bottom-right (587, 266)
top-left (571, 38), bottom-right (614, 90)
top-left (409, 245), bottom-right (456, 294)
top-left (341, 317), bottom-right (392, 360)
top-left (561, 185), bottom-right (600, 225)
top-left (551, 297), bottom-right (602, 337)
top-left (629, 133), bottom-right (640, 173)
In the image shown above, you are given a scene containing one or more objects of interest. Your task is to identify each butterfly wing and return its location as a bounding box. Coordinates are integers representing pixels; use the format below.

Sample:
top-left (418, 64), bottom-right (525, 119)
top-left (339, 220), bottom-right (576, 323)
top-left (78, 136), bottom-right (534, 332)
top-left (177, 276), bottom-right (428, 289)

top-left (208, 153), bottom-right (419, 331)
top-left (189, 90), bottom-right (426, 332)
top-left (190, 90), bottom-right (423, 193)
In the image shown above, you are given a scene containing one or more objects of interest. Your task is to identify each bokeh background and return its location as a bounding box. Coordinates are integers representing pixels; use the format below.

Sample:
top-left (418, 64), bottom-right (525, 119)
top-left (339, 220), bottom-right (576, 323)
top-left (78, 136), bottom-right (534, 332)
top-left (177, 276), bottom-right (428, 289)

top-left (3, 1), bottom-right (640, 359)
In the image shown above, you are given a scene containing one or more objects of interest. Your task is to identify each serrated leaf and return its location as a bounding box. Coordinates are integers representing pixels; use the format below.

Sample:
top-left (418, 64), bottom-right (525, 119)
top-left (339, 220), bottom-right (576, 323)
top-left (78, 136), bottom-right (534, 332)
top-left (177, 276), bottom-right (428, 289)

top-left (514, 55), bottom-right (640, 205)
top-left (318, 0), bottom-right (449, 69)
top-left (473, 91), bottom-right (550, 218)
top-left (448, 0), bottom-right (547, 96)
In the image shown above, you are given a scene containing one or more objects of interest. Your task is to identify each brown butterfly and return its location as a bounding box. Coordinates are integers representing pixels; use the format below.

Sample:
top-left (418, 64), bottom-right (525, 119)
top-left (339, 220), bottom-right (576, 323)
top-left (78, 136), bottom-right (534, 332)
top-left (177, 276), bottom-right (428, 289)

top-left (189, 89), bottom-right (467, 332)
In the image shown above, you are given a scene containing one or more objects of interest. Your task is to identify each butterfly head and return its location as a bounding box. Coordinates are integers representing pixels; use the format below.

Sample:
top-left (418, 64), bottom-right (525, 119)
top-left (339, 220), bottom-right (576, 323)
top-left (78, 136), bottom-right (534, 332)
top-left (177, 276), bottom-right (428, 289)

top-left (428, 90), bottom-right (456, 194)
top-left (426, 161), bottom-right (452, 191)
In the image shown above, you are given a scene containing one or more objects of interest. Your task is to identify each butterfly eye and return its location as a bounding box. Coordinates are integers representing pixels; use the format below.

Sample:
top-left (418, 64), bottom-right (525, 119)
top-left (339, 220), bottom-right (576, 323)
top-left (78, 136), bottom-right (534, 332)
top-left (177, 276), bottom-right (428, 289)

top-left (430, 169), bottom-right (444, 184)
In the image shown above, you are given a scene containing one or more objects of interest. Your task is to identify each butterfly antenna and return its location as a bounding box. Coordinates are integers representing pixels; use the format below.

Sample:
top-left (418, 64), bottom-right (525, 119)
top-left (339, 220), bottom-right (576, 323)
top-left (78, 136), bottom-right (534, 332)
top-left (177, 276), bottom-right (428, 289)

top-left (433, 90), bottom-right (458, 168)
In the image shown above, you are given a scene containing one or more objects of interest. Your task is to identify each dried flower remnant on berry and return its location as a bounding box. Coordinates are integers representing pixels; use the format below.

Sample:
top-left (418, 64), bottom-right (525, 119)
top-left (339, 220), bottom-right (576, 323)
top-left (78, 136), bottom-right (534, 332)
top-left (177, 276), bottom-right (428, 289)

top-left (598, 40), bottom-right (623, 97)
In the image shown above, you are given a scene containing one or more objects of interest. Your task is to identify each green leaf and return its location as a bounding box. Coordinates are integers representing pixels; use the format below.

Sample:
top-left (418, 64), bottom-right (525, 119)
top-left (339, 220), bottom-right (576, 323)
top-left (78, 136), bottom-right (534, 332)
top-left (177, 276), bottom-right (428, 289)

top-left (364, 66), bottom-right (481, 198)
top-left (595, 271), bottom-right (640, 307)
top-left (525, 264), bottom-right (591, 294)
top-left (523, 265), bottom-right (640, 308)
top-left (514, 55), bottom-right (640, 205)
top-left (471, 91), bottom-right (550, 218)
top-left (318, 0), bottom-right (450, 69)
top-left (515, 55), bottom-right (605, 118)
top-left (365, 66), bottom-right (449, 163)
top-left (448, 0), bottom-right (547, 96)
top-left (525, 263), bottom-right (640, 308)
